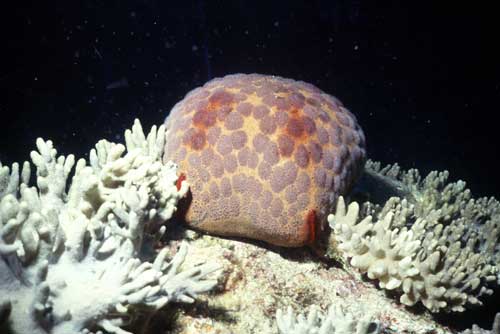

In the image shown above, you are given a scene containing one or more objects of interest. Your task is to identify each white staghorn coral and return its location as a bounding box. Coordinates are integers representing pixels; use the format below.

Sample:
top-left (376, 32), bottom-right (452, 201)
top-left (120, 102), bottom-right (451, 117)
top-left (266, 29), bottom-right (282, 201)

top-left (276, 304), bottom-right (380, 334)
top-left (328, 161), bottom-right (500, 313)
top-left (0, 120), bottom-right (221, 334)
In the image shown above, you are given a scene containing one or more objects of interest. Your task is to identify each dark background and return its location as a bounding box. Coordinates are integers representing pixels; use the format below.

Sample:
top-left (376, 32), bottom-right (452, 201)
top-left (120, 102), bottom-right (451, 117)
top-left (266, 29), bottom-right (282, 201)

top-left (1, 1), bottom-right (499, 198)
top-left (0, 0), bottom-right (499, 329)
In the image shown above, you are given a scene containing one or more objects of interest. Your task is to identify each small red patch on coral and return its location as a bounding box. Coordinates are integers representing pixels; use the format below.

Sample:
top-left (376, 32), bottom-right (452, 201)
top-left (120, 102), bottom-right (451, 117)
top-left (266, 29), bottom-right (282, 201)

top-left (176, 173), bottom-right (186, 191)
top-left (306, 209), bottom-right (317, 244)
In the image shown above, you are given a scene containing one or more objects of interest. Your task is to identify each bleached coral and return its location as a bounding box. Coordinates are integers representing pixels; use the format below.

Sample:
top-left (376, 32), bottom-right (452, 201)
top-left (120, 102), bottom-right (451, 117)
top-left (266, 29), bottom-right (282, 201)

top-left (276, 304), bottom-right (380, 334)
top-left (328, 161), bottom-right (500, 313)
top-left (0, 120), bottom-right (221, 334)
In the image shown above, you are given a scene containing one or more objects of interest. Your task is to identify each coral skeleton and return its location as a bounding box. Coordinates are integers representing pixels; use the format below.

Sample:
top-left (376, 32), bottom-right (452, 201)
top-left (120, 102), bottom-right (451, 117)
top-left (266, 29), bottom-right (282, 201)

top-left (0, 120), bottom-right (221, 334)
top-left (328, 160), bottom-right (500, 313)
top-left (276, 304), bottom-right (380, 334)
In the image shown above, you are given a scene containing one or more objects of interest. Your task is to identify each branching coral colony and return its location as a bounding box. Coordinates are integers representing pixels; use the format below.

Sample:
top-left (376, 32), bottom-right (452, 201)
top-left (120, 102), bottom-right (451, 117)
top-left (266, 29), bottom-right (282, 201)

top-left (0, 120), bottom-right (221, 334)
top-left (328, 160), bottom-right (500, 313)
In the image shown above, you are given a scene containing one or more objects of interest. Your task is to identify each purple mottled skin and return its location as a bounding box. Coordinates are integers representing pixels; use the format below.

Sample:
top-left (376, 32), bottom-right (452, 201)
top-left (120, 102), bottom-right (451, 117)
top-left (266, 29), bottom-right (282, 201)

top-left (164, 74), bottom-right (366, 247)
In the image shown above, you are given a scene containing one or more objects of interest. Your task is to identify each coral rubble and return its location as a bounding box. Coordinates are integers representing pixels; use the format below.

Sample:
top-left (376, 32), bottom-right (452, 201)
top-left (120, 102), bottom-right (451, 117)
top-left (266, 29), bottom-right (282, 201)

top-left (0, 120), bottom-right (220, 334)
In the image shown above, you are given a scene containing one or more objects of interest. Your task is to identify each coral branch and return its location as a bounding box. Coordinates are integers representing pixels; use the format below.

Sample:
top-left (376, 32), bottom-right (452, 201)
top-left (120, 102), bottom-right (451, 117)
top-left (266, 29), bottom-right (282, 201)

top-left (328, 161), bottom-right (500, 313)
top-left (0, 119), bottom-right (221, 334)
